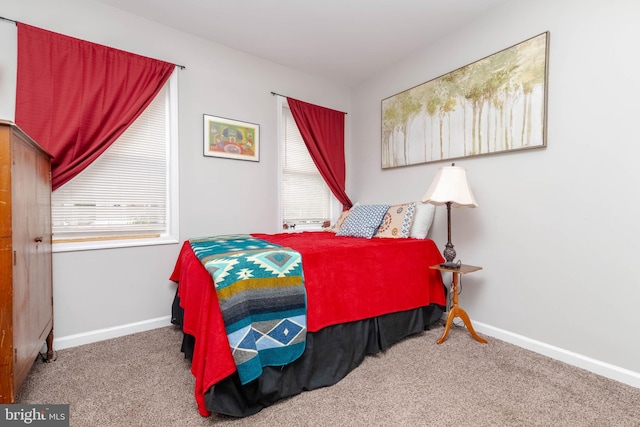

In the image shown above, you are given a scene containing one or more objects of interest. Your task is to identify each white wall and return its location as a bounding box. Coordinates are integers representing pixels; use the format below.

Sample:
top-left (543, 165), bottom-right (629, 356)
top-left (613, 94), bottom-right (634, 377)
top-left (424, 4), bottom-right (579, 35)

top-left (0, 18), bottom-right (16, 120)
top-left (0, 0), bottom-right (350, 346)
top-left (351, 0), bottom-right (640, 379)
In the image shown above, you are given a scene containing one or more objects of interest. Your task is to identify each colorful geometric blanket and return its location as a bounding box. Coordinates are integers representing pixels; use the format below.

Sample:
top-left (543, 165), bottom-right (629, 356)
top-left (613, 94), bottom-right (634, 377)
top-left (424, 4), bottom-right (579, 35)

top-left (189, 234), bottom-right (306, 385)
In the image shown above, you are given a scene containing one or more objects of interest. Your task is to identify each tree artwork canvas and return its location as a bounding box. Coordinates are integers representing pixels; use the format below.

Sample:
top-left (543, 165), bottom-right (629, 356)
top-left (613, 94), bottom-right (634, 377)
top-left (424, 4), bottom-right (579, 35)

top-left (381, 32), bottom-right (549, 168)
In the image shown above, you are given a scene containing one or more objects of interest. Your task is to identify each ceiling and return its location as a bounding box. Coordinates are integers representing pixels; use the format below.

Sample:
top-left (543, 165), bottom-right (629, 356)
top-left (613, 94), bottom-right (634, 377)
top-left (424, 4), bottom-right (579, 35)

top-left (96, 0), bottom-right (509, 87)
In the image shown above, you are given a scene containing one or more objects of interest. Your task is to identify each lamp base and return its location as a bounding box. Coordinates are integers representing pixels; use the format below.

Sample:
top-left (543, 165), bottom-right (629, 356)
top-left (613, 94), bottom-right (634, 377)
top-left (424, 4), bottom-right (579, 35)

top-left (439, 261), bottom-right (462, 269)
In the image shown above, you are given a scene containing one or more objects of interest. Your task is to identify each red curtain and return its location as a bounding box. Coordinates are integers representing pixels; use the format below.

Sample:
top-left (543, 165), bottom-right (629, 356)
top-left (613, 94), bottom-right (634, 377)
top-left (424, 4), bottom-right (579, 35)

top-left (287, 97), bottom-right (353, 209)
top-left (15, 23), bottom-right (176, 190)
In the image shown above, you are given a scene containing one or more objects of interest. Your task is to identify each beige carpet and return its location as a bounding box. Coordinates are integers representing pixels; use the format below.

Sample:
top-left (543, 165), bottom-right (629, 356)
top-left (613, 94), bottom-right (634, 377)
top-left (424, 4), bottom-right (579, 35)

top-left (16, 324), bottom-right (640, 426)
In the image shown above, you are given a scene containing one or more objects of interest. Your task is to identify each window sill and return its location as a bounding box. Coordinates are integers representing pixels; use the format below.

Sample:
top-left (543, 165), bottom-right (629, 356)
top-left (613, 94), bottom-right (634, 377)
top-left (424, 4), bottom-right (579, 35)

top-left (282, 224), bottom-right (326, 233)
top-left (52, 235), bottom-right (179, 253)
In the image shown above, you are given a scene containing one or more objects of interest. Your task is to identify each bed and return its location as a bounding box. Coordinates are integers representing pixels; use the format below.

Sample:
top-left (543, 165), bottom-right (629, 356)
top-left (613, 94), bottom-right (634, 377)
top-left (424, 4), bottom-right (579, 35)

top-left (169, 204), bottom-right (447, 417)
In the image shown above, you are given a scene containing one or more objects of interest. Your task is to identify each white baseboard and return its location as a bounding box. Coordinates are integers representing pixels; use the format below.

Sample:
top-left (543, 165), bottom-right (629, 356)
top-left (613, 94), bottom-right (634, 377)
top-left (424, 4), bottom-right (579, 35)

top-left (472, 320), bottom-right (640, 389)
top-left (51, 316), bottom-right (173, 351)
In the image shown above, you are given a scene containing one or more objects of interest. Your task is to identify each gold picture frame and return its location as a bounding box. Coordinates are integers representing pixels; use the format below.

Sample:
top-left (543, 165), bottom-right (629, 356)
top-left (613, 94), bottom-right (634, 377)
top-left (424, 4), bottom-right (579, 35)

top-left (381, 32), bottom-right (549, 168)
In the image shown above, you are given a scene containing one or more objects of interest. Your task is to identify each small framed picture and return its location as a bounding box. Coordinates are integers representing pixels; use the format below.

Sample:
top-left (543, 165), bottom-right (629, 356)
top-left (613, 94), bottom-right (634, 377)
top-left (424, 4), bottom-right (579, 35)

top-left (203, 114), bottom-right (260, 162)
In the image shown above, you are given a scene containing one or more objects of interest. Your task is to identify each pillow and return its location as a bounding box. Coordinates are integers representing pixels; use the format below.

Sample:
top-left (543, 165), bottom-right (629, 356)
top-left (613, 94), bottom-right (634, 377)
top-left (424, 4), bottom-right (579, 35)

top-left (329, 210), bottom-right (351, 233)
top-left (374, 202), bottom-right (416, 238)
top-left (336, 204), bottom-right (390, 238)
top-left (410, 202), bottom-right (436, 239)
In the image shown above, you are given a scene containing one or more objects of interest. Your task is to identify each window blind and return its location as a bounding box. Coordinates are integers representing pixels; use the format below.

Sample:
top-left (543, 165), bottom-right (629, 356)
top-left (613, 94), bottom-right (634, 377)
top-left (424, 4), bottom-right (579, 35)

top-left (51, 84), bottom-right (169, 240)
top-left (281, 106), bottom-right (331, 226)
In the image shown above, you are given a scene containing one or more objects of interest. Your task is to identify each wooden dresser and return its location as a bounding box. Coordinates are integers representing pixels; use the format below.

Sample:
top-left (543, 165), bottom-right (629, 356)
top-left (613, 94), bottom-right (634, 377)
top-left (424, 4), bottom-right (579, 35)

top-left (0, 120), bottom-right (54, 403)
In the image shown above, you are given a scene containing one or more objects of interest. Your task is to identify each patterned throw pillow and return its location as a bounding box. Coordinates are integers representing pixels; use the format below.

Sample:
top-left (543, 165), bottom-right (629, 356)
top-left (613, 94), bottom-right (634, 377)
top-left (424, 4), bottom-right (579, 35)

top-left (329, 210), bottom-right (351, 233)
top-left (375, 202), bottom-right (416, 238)
top-left (336, 204), bottom-right (390, 238)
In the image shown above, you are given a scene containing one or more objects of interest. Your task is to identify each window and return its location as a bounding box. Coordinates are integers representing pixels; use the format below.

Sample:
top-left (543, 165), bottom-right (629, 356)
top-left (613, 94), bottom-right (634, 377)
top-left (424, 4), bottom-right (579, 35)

top-left (279, 98), bottom-right (334, 230)
top-left (51, 71), bottom-right (179, 251)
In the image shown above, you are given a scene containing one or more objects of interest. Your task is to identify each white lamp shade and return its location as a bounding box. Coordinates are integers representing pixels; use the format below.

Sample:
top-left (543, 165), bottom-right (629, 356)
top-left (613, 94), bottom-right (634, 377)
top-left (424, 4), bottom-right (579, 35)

top-left (421, 165), bottom-right (478, 208)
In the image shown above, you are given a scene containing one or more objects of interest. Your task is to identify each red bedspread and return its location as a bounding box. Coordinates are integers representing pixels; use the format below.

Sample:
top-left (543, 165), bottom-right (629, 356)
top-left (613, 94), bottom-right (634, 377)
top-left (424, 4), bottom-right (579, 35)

top-left (170, 232), bottom-right (446, 416)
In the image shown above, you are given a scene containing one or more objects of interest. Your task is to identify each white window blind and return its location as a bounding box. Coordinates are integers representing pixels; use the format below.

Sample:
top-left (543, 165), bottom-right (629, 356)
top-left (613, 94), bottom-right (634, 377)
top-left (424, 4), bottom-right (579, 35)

top-left (281, 105), bottom-right (331, 228)
top-left (52, 75), bottom-right (177, 245)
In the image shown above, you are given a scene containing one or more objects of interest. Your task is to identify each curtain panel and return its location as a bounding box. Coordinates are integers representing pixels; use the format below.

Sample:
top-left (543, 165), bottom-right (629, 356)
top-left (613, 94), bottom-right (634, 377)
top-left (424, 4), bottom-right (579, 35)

top-left (15, 23), bottom-right (175, 190)
top-left (286, 97), bottom-right (353, 210)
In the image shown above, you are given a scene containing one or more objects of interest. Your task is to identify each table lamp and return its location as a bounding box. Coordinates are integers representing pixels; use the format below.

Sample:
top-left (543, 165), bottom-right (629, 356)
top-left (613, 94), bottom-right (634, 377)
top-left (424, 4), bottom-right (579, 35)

top-left (421, 163), bottom-right (477, 269)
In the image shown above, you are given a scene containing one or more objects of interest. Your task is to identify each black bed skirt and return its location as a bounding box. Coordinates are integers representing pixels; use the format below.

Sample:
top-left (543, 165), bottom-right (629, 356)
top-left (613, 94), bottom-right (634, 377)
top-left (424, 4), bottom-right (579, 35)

top-left (172, 294), bottom-right (444, 418)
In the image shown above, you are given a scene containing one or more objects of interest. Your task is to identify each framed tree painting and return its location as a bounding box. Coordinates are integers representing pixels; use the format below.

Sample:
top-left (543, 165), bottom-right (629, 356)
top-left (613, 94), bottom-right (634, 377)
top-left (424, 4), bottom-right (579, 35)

top-left (203, 114), bottom-right (260, 162)
top-left (381, 32), bottom-right (549, 168)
